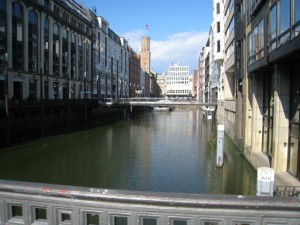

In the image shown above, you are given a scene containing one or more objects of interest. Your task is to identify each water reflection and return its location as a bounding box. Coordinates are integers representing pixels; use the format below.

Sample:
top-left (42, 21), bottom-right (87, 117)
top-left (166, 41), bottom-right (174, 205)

top-left (0, 108), bottom-right (256, 195)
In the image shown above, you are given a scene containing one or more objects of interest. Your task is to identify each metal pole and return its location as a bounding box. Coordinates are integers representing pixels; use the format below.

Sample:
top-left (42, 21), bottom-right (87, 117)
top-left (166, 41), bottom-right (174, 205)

top-left (84, 71), bottom-right (87, 129)
top-left (67, 71), bottom-right (70, 131)
top-left (97, 74), bottom-right (99, 124)
top-left (40, 66), bottom-right (44, 136)
top-left (4, 52), bottom-right (11, 146)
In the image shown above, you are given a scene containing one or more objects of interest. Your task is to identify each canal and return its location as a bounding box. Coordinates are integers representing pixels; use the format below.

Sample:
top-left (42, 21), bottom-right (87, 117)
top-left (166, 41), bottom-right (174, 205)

top-left (0, 108), bottom-right (256, 195)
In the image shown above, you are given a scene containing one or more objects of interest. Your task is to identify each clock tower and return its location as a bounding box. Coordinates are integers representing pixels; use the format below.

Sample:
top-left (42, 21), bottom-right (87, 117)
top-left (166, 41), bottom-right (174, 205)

top-left (140, 36), bottom-right (151, 73)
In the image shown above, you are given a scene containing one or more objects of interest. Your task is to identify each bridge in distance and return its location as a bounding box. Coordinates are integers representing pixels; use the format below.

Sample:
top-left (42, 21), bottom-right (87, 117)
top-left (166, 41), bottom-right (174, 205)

top-left (104, 98), bottom-right (218, 107)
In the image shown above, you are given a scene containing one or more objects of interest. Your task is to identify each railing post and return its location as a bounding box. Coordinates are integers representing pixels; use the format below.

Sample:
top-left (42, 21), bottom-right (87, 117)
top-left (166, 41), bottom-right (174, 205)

top-left (216, 124), bottom-right (224, 167)
top-left (207, 108), bottom-right (213, 141)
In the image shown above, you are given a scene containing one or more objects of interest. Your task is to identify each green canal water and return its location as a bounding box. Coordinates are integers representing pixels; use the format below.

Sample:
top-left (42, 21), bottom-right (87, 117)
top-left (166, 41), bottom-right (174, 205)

top-left (0, 108), bottom-right (256, 195)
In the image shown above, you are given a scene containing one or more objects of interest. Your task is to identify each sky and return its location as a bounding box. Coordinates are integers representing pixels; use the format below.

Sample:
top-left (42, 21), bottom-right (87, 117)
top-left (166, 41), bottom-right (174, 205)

top-left (83, 0), bottom-right (213, 73)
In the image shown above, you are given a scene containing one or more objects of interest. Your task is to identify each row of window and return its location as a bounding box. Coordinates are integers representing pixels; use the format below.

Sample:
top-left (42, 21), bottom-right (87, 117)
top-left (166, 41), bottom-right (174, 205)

top-left (0, 0), bottom-right (92, 79)
top-left (167, 82), bottom-right (189, 85)
top-left (53, 0), bottom-right (90, 34)
top-left (10, 79), bottom-right (88, 101)
top-left (248, 18), bottom-right (264, 65)
top-left (168, 67), bottom-right (189, 72)
top-left (269, 0), bottom-right (300, 52)
top-left (248, 0), bottom-right (300, 65)
top-left (225, 0), bottom-right (234, 19)
top-left (166, 90), bottom-right (190, 94)
top-left (225, 17), bottom-right (234, 43)
top-left (166, 77), bottom-right (189, 81)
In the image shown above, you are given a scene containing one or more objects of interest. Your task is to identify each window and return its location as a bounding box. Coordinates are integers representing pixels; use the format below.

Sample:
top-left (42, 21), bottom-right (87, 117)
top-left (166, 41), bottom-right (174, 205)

top-left (12, 2), bottom-right (24, 70)
top-left (28, 10), bottom-right (38, 72)
top-left (53, 81), bottom-right (59, 99)
top-left (225, 17), bottom-right (235, 42)
top-left (248, 32), bottom-right (253, 64)
top-left (78, 37), bottom-right (83, 79)
top-left (279, 0), bottom-right (291, 45)
top-left (225, 0), bottom-right (233, 18)
top-left (253, 25), bottom-right (259, 55)
top-left (71, 33), bottom-right (76, 78)
top-left (62, 28), bottom-right (68, 76)
top-left (86, 42), bottom-right (90, 80)
top-left (53, 23), bottom-right (60, 76)
top-left (217, 40), bottom-right (220, 53)
top-left (217, 22), bottom-right (220, 33)
top-left (269, 4), bottom-right (277, 52)
top-left (259, 18), bottom-right (264, 58)
top-left (44, 17), bottom-right (49, 74)
top-left (216, 2), bottom-right (220, 14)
top-left (295, 0), bottom-right (300, 23)
top-left (43, 0), bottom-right (50, 9)
top-left (279, 0), bottom-right (290, 34)
top-left (295, 0), bottom-right (300, 34)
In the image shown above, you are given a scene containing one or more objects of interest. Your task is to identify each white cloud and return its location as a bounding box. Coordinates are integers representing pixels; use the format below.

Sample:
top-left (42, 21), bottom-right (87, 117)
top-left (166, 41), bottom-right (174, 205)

top-left (121, 30), bottom-right (208, 73)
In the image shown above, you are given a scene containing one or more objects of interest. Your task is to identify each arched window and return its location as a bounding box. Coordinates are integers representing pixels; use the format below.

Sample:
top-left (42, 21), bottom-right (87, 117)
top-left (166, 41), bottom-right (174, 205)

top-left (12, 2), bottom-right (23, 70)
top-left (62, 28), bottom-right (68, 76)
top-left (28, 10), bottom-right (38, 72)
top-left (53, 23), bottom-right (60, 76)
top-left (44, 17), bottom-right (49, 74)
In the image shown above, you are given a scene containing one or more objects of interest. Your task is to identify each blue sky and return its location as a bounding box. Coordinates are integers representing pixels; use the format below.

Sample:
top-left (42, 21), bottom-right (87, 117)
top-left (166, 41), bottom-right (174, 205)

top-left (84, 0), bottom-right (213, 73)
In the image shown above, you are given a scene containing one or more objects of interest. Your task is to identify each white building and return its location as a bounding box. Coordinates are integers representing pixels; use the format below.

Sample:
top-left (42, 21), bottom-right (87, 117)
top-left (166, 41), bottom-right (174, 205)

top-left (210, 0), bottom-right (225, 102)
top-left (166, 64), bottom-right (191, 97)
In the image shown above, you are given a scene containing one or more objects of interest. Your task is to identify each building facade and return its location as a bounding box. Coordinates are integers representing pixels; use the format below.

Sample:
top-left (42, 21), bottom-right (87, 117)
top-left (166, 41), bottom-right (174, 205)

top-left (156, 72), bottom-right (167, 97)
top-left (129, 49), bottom-right (141, 97)
top-left (197, 51), bottom-right (205, 102)
top-left (190, 70), bottom-right (198, 98)
top-left (244, 0), bottom-right (300, 180)
top-left (202, 0), bottom-right (300, 181)
top-left (166, 64), bottom-right (191, 97)
top-left (0, 0), bottom-right (94, 103)
top-left (211, 0), bottom-right (225, 105)
top-left (222, 0), bottom-right (245, 148)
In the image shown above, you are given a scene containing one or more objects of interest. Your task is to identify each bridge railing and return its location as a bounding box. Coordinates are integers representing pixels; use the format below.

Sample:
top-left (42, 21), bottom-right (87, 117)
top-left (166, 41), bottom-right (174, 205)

top-left (104, 98), bottom-right (217, 106)
top-left (0, 180), bottom-right (299, 225)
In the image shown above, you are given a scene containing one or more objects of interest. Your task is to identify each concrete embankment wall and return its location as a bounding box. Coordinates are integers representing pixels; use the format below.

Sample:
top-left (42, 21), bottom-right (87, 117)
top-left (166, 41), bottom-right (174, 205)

top-left (0, 100), bottom-right (122, 150)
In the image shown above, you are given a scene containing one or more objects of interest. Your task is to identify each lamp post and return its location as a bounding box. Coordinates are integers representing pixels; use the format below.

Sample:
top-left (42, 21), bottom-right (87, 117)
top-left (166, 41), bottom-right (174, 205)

top-left (40, 64), bottom-right (44, 136)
